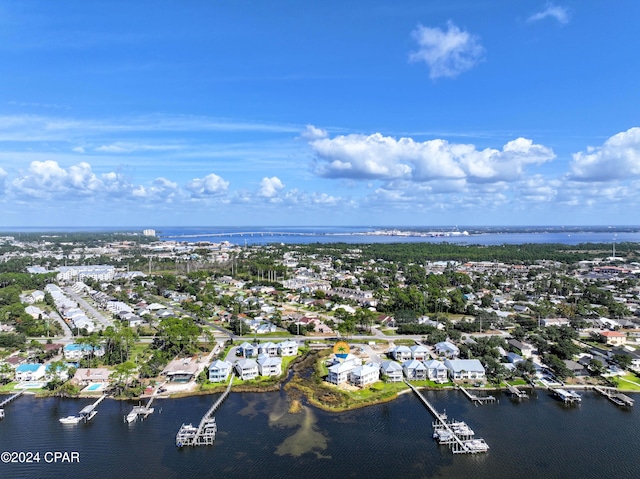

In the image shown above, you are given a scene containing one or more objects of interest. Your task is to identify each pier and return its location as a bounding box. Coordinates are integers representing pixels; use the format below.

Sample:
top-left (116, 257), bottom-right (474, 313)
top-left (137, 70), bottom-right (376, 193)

top-left (125, 387), bottom-right (161, 423)
top-left (505, 382), bottom-right (529, 399)
top-left (458, 385), bottom-right (496, 404)
top-left (594, 386), bottom-right (635, 407)
top-left (79, 394), bottom-right (107, 422)
top-left (405, 381), bottom-right (489, 454)
top-left (0, 390), bottom-right (26, 418)
top-left (176, 376), bottom-right (233, 447)
top-left (551, 388), bottom-right (582, 404)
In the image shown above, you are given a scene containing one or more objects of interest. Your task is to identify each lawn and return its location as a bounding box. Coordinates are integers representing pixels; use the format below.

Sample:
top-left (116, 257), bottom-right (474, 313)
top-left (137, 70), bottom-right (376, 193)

top-left (617, 372), bottom-right (640, 391)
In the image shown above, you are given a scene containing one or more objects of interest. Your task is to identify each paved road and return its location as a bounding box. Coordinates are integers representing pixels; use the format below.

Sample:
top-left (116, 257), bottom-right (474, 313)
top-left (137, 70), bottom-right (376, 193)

top-left (64, 287), bottom-right (113, 329)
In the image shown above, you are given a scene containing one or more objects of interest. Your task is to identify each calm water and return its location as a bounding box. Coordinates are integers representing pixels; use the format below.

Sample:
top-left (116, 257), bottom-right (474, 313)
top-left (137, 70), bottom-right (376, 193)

top-left (0, 389), bottom-right (638, 479)
top-left (155, 226), bottom-right (640, 246)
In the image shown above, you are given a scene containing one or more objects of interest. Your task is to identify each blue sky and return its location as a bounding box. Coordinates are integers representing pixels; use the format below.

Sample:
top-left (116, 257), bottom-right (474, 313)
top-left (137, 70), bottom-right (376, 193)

top-left (1, 0), bottom-right (639, 227)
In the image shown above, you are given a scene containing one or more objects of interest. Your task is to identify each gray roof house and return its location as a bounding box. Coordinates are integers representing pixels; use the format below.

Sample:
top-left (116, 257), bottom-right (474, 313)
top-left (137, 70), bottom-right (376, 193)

top-left (444, 359), bottom-right (485, 381)
top-left (257, 354), bottom-right (282, 377)
top-left (209, 359), bottom-right (233, 382)
top-left (402, 359), bottom-right (427, 380)
top-left (235, 358), bottom-right (259, 380)
top-left (434, 341), bottom-right (460, 358)
top-left (423, 359), bottom-right (448, 382)
top-left (389, 345), bottom-right (412, 362)
top-left (379, 360), bottom-right (404, 382)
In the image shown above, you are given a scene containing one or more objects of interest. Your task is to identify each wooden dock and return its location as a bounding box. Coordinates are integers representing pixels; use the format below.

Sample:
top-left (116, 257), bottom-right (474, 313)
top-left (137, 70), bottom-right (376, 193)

top-left (176, 375), bottom-right (233, 447)
top-left (405, 381), bottom-right (489, 454)
top-left (0, 390), bottom-right (26, 418)
top-left (125, 389), bottom-right (160, 423)
top-left (551, 388), bottom-right (582, 404)
top-left (505, 383), bottom-right (529, 399)
top-left (458, 385), bottom-right (496, 404)
top-left (79, 394), bottom-right (107, 422)
top-left (594, 386), bottom-right (634, 407)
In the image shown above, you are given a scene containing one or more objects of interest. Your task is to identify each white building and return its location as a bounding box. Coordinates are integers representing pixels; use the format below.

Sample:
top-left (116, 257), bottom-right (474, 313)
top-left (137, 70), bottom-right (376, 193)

top-left (444, 359), bottom-right (486, 381)
top-left (350, 364), bottom-right (380, 387)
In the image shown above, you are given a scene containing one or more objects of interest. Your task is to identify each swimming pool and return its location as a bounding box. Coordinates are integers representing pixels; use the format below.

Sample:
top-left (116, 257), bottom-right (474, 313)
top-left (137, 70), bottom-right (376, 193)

top-left (85, 383), bottom-right (103, 391)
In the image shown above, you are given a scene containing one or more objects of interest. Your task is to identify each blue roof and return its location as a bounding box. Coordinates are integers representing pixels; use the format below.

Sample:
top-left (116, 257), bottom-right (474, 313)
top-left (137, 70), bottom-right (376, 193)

top-left (16, 363), bottom-right (43, 372)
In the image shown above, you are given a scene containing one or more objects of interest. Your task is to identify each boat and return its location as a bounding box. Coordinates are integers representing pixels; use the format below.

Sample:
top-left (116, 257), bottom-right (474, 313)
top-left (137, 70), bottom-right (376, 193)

top-left (59, 415), bottom-right (82, 424)
top-left (126, 411), bottom-right (138, 423)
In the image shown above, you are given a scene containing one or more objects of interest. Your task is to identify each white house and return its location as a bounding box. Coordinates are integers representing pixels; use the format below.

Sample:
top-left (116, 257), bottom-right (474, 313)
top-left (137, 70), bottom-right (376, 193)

top-left (410, 345), bottom-right (429, 361)
top-left (327, 359), bottom-right (361, 385)
top-left (389, 345), bottom-right (412, 362)
top-left (63, 343), bottom-right (105, 361)
top-left (434, 341), bottom-right (460, 359)
top-left (379, 360), bottom-right (404, 382)
top-left (423, 359), bottom-right (448, 382)
top-left (238, 342), bottom-right (257, 358)
top-left (258, 342), bottom-right (279, 357)
top-left (257, 354), bottom-right (282, 377)
top-left (278, 340), bottom-right (298, 357)
top-left (402, 359), bottom-right (427, 380)
top-left (208, 360), bottom-right (232, 382)
top-left (444, 359), bottom-right (486, 381)
top-left (235, 358), bottom-right (259, 380)
top-left (350, 364), bottom-right (380, 388)
top-left (15, 363), bottom-right (46, 382)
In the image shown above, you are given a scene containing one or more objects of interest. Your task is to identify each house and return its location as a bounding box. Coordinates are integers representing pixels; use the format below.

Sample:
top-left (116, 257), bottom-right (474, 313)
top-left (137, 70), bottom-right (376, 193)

top-left (237, 342), bottom-right (257, 357)
top-left (15, 363), bottom-right (46, 382)
top-left (379, 360), bottom-right (404, 382)
top-left (507, 339), bottom-right (534, 358)
top-left (434, 341), bottom-right (460, 359)
top-left (45, 363), bottom-right (70, 382)
top-left (327, 359), bottom-right (360, 385)
top-left (161, 357), bottom-right (200, 382)
top-left (423, 359), bottom-right (448, 382)
top-left (444, 359), bottom-right (486, 381)
top-left (257, 354), bottom-right (282, 377)
top-left (564, 359), bottom-right (589, 377)
top-left (389, 345), bottom-right (412, 362)
top-left (402, 359), bottom-right (427, 380)
top-left (505, 352), bottom-right (524, 364)
top-left (209, 360), bottom-right (233, 382)
top-left (350, 364), bottom-right (380, 387)
top-left (235, 358), bottom-right (259, 380)
top-left (258, 342), bottom-right (279, 357)
top-left (63, 343), bottom-right (106, 361)
top-left (410, 345), bottom-right (429, 361)
top-left (278, 340), bottom-right (298, 357)
top-left (73, 368), bottom-right (111, 384)
top-left (541, 318), bottom-right (570, 327)
top-left (600, 331), bottom-right (627, 346)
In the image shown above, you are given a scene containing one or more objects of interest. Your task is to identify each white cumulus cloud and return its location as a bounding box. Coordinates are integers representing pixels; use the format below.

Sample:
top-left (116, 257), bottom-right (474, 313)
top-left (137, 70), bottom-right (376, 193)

top-left (186, 173), bottom-right (229, 197)
top-left (569, 127), bottom-right (640, 181)
top-left (528, 4), bottom-right (570, 24)
top-left (259, 176), bottom-right (285, 198)
top-left (310, 132), bottom-right (554, 184)
top-left (300, 124), bottom-right (328, 140)
top-left (409, 22), bottom-right (485, 79)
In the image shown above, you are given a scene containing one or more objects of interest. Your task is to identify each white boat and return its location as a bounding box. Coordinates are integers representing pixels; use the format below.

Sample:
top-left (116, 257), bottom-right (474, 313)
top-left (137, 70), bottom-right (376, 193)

top-left (59, 415), bottom-right (82, 424)
top-left (126, 411), bottom-right (138, 423)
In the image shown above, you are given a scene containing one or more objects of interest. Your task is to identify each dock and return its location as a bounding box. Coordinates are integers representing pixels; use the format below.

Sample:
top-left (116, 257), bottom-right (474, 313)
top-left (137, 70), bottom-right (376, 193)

top-left (405, 381), bottom-right (489, 454)
top-left (79, 394), bottom-right (107, 422)
top-left (125, 389), bottom-right (160, 423)
top-left (594, 386), bottom-right (635, 407)
top-left (0, 390), bottom-right (26, 418)
top-left (505, 383), bottom-right (529, 399)
top-left (176, 375), bottom-right (233, 447)
top-left (458, 385), bottom-right (496, 404)
top-left (551, 388), bottom-right (582, 404)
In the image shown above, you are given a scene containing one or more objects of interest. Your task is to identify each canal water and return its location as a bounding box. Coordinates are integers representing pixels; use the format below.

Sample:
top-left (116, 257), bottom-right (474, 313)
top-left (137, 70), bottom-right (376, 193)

top-left (0, 389), bottom-right (638, 478)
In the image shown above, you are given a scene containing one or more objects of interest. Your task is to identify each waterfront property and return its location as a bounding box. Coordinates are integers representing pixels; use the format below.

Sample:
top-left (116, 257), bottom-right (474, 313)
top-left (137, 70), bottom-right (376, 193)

top-left (424, 359), bottom-right (448, 382)
top-left (379, 360), bottom-right (404, 382)
top-left (403, 359), bottom-right (427, 381)
top-left (444, 359), bottom-right (486, 381)
top-left (256, 354), bottom-right (282, 377)
top-left (15, 363), bottom-right (46, 382)
top-left (350, 364), bottom-right (380, 387)
top-left (161, 357), bottom-right (200, 383)
top-left (208, 360), bottom-right (233, 383)
top-left (410, 345), bottom-right (429, 361)
top-left (277, 340), bottom-right (298, 357)
top-left (235, 358), bottom-right (259, 380)
top-left (388, 345), bottom-right (412, 362)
